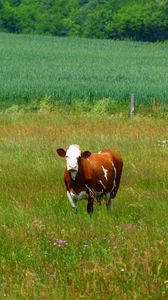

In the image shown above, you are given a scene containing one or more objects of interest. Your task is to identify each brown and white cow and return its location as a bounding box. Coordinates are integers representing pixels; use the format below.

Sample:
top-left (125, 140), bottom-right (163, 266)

top-left (56, 144), bottom-right (123, 215)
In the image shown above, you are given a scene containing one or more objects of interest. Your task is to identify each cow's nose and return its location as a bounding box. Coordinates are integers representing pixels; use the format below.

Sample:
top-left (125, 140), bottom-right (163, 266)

top-left (68, 165), bottom-right (77, 171)
top-left (69, 169), bottom-right (76, 172)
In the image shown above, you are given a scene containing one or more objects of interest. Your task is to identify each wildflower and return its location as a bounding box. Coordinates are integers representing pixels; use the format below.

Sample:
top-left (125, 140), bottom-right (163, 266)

top-left (158, 140), bottom-right (168, 148)
top-left (83, 244), bottom-right (89, 249)
top-left (53, 238), bottom-right (68, 247)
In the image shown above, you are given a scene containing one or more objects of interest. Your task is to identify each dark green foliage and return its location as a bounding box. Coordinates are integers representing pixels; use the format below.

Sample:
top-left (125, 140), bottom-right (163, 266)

top-left (108, 1), bottom-right (168, 42)
top-left (0, 0), bottom-right (168, 41)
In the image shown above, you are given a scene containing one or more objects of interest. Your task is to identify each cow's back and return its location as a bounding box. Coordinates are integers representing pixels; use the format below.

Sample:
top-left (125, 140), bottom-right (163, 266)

top-left (84, 150), bottom-right (123, 193)
top-left (87, 150), bottom-right (122, 171)
top-left (87, 151), bottom-right (113, 171)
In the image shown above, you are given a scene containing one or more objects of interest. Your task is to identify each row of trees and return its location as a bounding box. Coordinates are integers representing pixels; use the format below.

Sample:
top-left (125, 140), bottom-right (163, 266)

top-left (0, 0), bottom-right (168, 41)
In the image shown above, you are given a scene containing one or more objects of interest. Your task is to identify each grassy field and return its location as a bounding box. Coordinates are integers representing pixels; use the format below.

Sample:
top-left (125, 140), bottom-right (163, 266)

top-left (0, 33), bottom-right (168, 106)
top-left (0, 108), bottom-right (168, 299)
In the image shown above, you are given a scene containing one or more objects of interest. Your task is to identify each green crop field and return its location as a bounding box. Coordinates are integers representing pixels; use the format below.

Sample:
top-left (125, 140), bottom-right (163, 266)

top-left (0, 108), bottom-right (168, 299)
top-left (0, 33), bottom-right (168, 107)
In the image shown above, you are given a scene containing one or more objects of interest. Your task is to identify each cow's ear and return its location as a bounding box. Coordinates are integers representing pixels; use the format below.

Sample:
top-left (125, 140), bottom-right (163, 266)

top-left (81, 151), bottom-right (91, 159)
top-left (56, 148), bottom-right (66, 157)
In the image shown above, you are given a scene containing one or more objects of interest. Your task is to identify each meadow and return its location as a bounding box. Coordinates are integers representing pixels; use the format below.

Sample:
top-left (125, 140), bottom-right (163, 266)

top-left (0, 33), bottom-right (168, 107)
top-left (0, 32), bottom-right (168, 299)
top-left (0, 106), bottom-right (168, 299)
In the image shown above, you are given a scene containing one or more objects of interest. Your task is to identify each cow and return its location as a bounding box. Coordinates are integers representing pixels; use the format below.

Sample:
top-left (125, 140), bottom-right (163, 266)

top-left (56, 144), bottom-right (123, 215)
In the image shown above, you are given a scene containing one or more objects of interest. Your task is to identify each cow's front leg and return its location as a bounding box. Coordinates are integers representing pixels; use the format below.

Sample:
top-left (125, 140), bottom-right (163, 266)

top-left (87, 196), bottom-right (94, 216)
top-left (67, 191), bottom-right (77, 212)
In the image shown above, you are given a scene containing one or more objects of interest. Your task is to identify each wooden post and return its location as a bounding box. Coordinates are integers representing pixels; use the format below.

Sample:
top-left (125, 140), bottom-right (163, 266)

top-left (130, 93), bottom-right (136, 118)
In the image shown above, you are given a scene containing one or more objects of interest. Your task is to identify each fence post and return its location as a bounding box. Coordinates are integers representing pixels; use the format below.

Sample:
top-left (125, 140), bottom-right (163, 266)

top-left (130, 93), bottom-right (136, 118)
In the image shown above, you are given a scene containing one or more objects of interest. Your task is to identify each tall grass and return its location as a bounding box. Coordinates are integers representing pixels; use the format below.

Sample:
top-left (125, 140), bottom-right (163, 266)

top-left (0, 33), bottom-right (168, 107)
top-left (0, 109), bottom-right (168, 299)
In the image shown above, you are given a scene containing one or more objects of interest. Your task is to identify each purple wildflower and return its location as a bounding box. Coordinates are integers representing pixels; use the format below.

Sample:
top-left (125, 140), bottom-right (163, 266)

top-left (53, 238), bottom-right (68, 247)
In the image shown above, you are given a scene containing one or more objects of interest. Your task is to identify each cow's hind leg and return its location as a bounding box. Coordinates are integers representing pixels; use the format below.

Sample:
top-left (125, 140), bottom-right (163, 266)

top-left (106, 193), bottom-right (112, 211)
top-left (106, 193), bottom-right (115, 212)
top-left (87, 196), bottom-right (94, 216)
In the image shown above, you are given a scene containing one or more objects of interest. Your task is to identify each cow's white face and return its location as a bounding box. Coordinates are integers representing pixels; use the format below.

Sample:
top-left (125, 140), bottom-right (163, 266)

top-left (66, 145), bottom-right (81, 172)
top-left (57, 145), bottom-right (91, 178)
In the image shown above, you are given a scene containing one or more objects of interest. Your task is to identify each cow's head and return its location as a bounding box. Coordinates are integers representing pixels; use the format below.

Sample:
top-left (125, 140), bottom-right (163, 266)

top-left (56, 144), bottom-right (91, 173)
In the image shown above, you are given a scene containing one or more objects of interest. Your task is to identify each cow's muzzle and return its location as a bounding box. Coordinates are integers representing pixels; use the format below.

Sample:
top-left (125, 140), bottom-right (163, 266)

top-left (68, 168), bottom-right (77, 172)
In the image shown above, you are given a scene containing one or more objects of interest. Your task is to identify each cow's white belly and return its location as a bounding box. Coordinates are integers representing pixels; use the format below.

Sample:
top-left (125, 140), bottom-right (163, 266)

top-left (73, 191), bottom-right (88, 200)
top-left (67, 191), bottom-right (88, 209)
top-left (67, 190), bottom-right (109, 209)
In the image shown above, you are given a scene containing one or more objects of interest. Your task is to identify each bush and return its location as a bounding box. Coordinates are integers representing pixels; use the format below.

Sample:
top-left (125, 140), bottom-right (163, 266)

top-left (0, 0), bottom-right (168, 41)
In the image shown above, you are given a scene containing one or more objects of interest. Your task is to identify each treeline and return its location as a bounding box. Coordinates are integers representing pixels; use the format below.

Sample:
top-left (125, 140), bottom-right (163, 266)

top-left (0, 0), bottom-right (168, 42)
